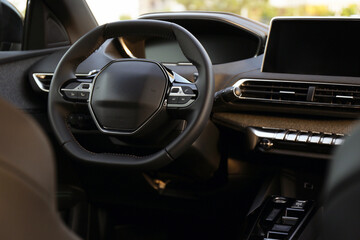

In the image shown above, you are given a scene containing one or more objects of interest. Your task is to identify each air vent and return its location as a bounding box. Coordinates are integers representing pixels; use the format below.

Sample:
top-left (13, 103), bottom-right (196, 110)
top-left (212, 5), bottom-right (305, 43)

top-left (233, 79), bottom-right (360, 109)
top-left (32, 73), bottom-right (53, 92)
top-left (32, 70), bottom-right (99, 93)
top-left (313, 85), bottom-right (360, 106)
top-left (239, 80), bottom-right (308, 101)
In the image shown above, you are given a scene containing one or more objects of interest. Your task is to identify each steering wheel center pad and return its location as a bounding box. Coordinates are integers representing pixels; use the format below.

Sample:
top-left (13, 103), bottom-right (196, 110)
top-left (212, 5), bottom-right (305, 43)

top-left (90, 60), bottom-right (168, 132)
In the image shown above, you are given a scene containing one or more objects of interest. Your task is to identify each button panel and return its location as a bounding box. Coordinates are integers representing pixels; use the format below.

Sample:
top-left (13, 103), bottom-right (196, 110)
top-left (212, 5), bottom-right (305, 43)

top-left (249, 127), bottom-right (345, 146)
top-left (167, 84), bottom-right (197, 108)
top-left (246, 196), bottom-right (314, 240)
top-left (61, 82), bottom-right (93, 102)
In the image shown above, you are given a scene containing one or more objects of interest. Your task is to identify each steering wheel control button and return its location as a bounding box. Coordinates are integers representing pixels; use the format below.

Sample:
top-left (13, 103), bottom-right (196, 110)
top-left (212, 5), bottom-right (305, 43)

top-left (61, 81), bottom-right (93, 102)
top-left (171, 87), bottom-right (180, 93)
top-left (168, 83), bottom-right (198, 108)
top-left (168, 96), bottom-right (179, 104)
top-left (64, 91), bottom-right (78, 100)
top-left (82, 84), bottom-right (90, 89)
top-left (181, 86), bottom-right (194, 94)
top-left (64, 82), bottom-right (81, 89)
top-left (178, 96), bottom-right (191, 104)
top-left (78, 91), bottom-right (90, 101)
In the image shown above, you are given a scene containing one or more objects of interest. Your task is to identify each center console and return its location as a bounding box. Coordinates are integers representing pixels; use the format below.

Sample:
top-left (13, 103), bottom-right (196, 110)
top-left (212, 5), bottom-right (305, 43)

top-left (243, 196), bottom-right (317, 240)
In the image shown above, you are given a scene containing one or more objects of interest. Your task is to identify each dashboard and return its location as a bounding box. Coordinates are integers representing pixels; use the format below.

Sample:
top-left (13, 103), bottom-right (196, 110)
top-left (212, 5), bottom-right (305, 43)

top-left (28, 12), bottom-right (360, 171)
top-left (120, 18), bottom-right (263, 64)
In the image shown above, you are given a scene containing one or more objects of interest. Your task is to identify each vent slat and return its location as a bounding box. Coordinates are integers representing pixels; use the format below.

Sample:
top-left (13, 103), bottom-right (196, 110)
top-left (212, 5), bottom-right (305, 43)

top-left (240, 80), bottom-right (308, 102)
top-left (314, 85), bottom-right (360, 106)
top-left (242, 85), bottom-right (308, 91)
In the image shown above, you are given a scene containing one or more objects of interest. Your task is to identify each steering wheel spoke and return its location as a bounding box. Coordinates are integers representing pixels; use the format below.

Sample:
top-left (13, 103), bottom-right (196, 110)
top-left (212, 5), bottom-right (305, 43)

top-left (165, 69), bottom-right (199, 120)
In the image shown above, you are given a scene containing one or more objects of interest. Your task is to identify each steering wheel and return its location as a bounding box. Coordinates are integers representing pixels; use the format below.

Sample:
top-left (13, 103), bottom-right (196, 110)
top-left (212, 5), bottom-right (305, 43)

top-left (48, 20), bottom-right (214, 170)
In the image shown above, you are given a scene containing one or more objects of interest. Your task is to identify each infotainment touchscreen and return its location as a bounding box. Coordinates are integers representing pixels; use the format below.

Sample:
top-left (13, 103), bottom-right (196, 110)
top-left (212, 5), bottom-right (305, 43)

top-left (262, 18), bottom-right (360, 77)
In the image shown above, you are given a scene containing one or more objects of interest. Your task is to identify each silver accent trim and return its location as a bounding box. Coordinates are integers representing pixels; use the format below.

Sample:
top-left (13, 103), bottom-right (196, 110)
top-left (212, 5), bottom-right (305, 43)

top-left (280, 91), bottom-right (295, 94)
top-left (336, 95), bottom-right (354, 99)
top-left (248, 127), bottom-right (345, 146)
top-left (296, 133), bottom-right (310, 143)
top-left (61, 83), bottom-right (93, 93)
top-left (32, 70), bottom-right (99, 93)
top-left (176, 62), bottom-right (193, 66)
top-left (32, 73), bottom-right (51, 92)
top-left (168, 86), bottom-right (196, 97)
top-left (119, 37), bottom-right (137, 59)
top-left (233, 78), bottom-right (360, 108)
top-left (285, 131), bottom-right (298, 141)
top-left (250, 128), bottom-right (276, 139)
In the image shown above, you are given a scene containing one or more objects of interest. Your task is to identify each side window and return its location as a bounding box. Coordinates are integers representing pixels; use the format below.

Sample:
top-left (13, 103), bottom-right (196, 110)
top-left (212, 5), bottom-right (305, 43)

top-left (0, 0), bottom-right (26, 51)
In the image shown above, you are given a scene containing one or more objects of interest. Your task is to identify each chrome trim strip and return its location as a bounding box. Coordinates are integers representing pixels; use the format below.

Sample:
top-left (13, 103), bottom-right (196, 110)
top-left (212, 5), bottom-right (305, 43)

top-left (32, 73), bottom-right (51, 92)
top-left (248, 127), bottom-right (345, 146)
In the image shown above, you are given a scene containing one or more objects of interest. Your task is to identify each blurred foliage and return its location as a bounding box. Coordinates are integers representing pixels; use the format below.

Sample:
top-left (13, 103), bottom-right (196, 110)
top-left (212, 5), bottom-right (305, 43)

top-left (341, 4), bottom-right (360, 16)
top-left (119, 14), bottom-right (132, 20)
top-left (176, 0), bottom-right (360, 23)
top-left (176, 0), bottom-right (266, 14)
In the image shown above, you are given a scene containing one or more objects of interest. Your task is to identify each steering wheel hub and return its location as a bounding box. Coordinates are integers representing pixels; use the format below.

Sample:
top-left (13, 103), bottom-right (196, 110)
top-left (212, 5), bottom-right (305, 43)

top-left (90, 60), bottom-right (168, 132)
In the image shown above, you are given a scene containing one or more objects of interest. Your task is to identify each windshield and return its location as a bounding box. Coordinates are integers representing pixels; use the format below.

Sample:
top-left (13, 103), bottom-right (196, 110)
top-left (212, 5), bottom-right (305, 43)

top-left (85, 0), bottom-right (360, 25)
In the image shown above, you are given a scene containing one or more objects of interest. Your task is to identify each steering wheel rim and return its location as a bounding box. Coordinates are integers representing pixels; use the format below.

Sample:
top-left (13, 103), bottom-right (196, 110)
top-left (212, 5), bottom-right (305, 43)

top-left (48, 20), bottom-right (214, 170)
